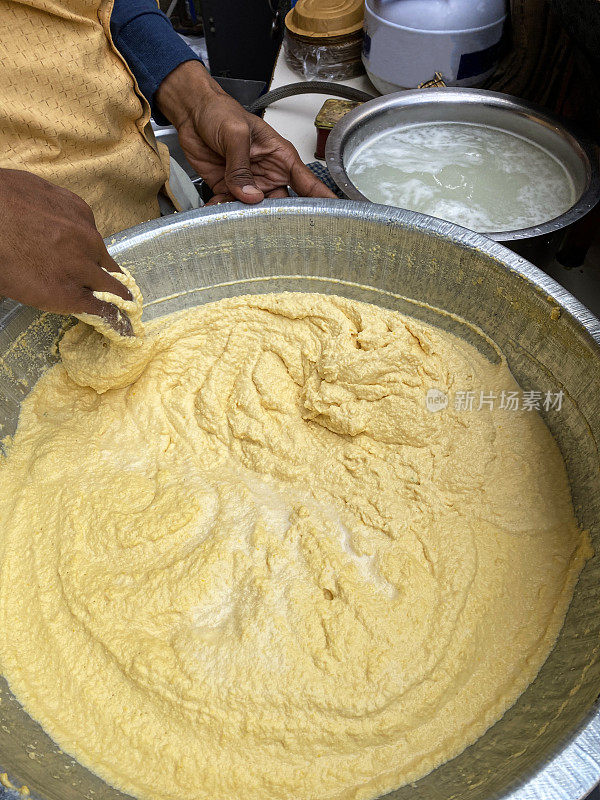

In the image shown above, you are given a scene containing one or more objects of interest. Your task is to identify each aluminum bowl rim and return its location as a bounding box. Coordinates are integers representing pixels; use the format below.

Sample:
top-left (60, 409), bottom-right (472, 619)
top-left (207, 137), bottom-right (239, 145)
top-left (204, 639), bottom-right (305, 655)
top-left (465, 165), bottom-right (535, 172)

top-left (324, 87), bottom-right (600, 242)
top-left (108, 198), bottom-right (600, 342)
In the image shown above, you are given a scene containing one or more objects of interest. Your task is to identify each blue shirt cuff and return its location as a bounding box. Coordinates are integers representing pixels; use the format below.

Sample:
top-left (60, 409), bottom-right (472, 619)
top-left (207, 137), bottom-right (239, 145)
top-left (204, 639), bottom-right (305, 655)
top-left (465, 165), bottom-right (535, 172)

top-left (110, 7), bottom-right (202, 125)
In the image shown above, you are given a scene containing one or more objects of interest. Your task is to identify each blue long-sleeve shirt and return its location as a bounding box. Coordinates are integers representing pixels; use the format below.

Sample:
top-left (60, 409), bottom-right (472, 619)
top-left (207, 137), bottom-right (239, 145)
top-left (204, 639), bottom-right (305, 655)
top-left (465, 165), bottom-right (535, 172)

top-left (110, 0), bottom-right (201, 124)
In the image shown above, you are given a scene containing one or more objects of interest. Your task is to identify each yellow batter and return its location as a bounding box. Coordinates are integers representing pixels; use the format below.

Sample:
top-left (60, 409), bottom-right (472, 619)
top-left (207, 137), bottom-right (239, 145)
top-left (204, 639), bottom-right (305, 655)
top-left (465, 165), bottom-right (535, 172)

top-left (0, 279), bottom-right (591, 800)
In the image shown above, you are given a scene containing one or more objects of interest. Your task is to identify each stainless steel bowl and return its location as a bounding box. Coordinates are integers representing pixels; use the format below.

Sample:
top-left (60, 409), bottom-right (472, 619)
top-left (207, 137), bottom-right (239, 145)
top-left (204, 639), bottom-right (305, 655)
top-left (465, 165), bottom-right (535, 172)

top-left (325, 88), bottom-right (600, 264)
top-left (0, 200), bottom-right (599, 800)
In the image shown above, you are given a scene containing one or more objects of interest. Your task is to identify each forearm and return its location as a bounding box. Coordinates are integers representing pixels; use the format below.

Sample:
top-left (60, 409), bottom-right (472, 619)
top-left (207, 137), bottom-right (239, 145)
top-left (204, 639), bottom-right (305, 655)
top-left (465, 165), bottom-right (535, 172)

top-left (110, 0), bottom-right (202, 122)
top-left (155, 61), bottom-right (228, 128)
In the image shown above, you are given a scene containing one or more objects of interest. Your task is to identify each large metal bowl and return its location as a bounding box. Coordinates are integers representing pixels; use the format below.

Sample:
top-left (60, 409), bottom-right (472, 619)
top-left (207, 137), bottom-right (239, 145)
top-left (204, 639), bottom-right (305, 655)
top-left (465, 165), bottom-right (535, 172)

top-left (325, 88), bottom-right (600, 264)
top-left (0, 200), bottom-right (599, 800)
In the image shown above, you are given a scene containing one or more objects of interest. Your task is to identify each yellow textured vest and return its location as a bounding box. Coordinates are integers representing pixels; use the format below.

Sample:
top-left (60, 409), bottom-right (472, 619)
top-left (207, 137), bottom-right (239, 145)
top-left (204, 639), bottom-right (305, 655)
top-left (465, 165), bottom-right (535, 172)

top-left (0, 0), bottom-right (171, 235)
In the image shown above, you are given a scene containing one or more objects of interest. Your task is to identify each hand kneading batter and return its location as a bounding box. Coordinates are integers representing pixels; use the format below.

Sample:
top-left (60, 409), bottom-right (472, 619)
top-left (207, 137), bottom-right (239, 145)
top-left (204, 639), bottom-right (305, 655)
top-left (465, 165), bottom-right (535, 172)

top-left (0, 271), bottom-right (591, 800)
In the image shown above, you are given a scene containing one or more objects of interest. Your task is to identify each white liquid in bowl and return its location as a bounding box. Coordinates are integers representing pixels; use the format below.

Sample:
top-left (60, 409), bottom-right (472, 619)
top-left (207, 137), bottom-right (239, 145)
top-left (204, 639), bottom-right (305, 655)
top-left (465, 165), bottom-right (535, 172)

top-left (346, 122), bottom-right (577, 233)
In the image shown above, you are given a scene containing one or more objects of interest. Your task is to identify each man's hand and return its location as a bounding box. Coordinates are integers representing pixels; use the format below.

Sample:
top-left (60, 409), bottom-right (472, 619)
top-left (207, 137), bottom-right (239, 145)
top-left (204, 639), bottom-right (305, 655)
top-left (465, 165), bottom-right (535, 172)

top-left (155, 61), bottom-right (336, 204)
top-left (0, 169), bottom-right (133, 333)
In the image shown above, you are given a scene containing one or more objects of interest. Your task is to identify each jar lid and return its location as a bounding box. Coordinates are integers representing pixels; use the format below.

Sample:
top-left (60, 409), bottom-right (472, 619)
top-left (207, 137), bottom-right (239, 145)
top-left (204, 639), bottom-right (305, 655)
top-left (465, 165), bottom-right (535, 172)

top-left (285, 0), bottom-right (365, 38)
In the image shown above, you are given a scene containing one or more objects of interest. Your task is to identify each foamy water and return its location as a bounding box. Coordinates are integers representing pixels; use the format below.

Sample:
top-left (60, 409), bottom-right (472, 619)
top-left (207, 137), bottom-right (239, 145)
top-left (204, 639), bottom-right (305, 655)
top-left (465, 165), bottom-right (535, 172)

top-left (346, 122), bottom-right (576, 232)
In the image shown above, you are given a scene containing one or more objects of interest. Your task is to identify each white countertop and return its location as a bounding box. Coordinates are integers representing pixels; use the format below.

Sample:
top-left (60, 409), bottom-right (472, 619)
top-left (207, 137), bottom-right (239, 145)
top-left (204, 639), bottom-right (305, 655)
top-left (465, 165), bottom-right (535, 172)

top-left (264, 54), bottom-right (377, 164)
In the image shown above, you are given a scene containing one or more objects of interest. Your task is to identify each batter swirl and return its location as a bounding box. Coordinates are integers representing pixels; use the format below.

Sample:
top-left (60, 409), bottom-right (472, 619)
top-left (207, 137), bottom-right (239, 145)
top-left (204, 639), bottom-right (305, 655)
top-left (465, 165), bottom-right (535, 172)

top-left (0, 286), bottom-right (590, 800)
